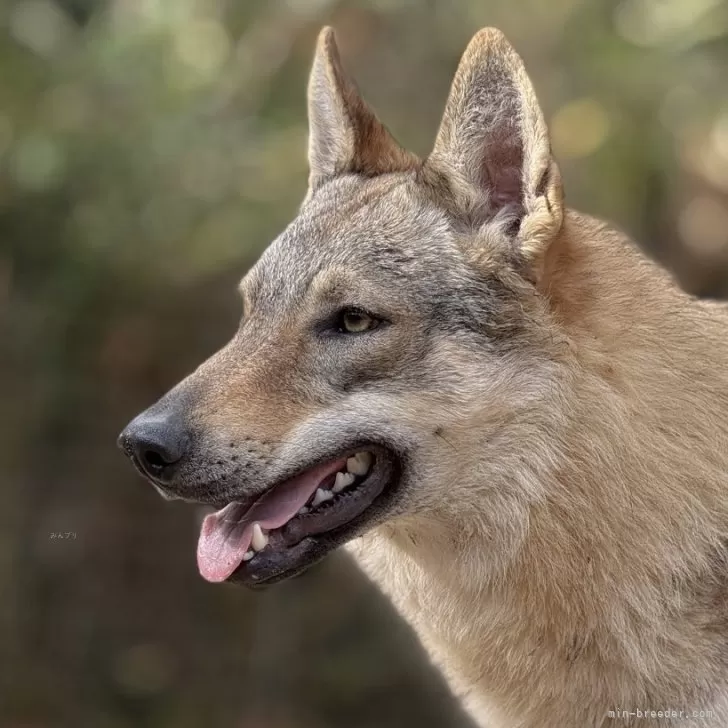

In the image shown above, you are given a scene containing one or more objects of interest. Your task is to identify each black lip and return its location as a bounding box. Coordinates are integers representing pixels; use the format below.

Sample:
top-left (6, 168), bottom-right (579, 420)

top-left (225, 446), bottom-right (403, 588)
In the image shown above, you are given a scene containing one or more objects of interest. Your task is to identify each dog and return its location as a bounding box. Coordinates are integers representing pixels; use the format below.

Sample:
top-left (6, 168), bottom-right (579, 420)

top-left (119, 27), bottom-right (728, 727)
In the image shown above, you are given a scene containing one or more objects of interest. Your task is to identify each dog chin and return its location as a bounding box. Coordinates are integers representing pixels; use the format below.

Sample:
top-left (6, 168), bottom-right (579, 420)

top-left (195, 444), bottom-right (404, 588)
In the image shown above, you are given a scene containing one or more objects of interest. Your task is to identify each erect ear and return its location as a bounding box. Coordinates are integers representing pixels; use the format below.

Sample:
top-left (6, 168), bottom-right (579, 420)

top-left (306, 27), bottom-right (418, 191)
top-left (425, 28), bottom-right (564, 271)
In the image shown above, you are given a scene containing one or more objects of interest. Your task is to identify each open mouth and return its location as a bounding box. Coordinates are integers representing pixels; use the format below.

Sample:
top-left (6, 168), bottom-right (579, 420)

top-left (196, 446), bottom-right (400, 587)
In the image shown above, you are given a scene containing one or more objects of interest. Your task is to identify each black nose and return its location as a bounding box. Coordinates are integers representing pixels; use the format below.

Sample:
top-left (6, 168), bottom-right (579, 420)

top-left (117, 415), bottom-right (189, 482)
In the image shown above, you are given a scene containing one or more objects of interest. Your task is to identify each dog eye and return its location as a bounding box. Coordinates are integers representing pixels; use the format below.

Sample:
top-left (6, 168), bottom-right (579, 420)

top-left (337, 309), bottom-right (380, 334)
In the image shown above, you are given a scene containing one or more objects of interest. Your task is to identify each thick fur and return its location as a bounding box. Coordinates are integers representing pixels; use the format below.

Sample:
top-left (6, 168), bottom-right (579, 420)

top-left (351, 210), bottom-right (728, 726)
top-left (126, 27), bottom-right (728, 727)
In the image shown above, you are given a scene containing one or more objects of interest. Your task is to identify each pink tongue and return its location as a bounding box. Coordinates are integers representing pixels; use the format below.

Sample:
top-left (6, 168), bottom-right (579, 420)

top-left (197, 457), bottom-right (347, 582)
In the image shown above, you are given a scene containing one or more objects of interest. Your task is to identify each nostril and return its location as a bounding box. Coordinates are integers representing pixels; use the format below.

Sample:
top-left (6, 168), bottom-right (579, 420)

top-left (137, 440), bottom-right (183, 478)
top-left (142, 448), bottom-right (172, 472)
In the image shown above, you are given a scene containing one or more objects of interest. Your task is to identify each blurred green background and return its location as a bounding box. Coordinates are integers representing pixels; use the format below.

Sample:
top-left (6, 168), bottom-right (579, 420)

top-left (3, 0), bottom-right (728, 726)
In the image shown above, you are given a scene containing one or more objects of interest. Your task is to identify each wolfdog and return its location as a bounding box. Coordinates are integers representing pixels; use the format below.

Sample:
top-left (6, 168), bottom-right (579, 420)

top-left (119, 27), bottom-right (728, 727)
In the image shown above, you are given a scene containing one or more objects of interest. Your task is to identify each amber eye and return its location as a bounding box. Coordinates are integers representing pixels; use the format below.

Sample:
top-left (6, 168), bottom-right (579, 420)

top-left (339, 309), bottom-right (379, 334)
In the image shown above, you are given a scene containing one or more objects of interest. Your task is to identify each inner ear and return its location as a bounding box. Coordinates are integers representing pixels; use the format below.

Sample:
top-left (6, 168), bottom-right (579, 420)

top-left (482, 128), bottom-right (524, 215)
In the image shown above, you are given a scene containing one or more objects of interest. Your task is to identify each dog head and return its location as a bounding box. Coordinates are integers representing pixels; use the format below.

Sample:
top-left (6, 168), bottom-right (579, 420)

top-left (119, 27), bottom-right (566, 586)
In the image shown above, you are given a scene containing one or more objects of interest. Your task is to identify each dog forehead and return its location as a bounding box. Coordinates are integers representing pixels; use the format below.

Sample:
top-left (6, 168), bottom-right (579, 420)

top-left (245, 175), bottom-right (455, 304)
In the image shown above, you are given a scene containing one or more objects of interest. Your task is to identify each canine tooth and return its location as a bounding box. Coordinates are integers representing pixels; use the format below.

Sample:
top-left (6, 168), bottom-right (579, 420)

top-left (311, 488), bottom-right (333, 507)
top-left (242, 550), bottom-right (255, 561)
top-left (251, 523), bottom-right (268, 552)
top-left (346, 451), bottom-right (373, 476)
top-left (298, 506), bottom-right (309, 515)
top-left (333, 471), bottom-right (356, 493)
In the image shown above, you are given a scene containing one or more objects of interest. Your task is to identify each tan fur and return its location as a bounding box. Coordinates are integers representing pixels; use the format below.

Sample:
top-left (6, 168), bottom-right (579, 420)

top-left (188, 339), bottom-right (317, 443)
top-left (350, 211), bottom-right (728, 726)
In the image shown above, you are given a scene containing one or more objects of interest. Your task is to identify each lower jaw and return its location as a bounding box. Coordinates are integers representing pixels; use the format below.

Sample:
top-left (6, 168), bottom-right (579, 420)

top-left (227, 535), bottom-right (334, 588)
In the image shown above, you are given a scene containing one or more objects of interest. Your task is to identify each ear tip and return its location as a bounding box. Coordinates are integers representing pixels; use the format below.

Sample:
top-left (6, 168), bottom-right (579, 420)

top-left (471, 26), bottom-right (509, 44)
top-left (317, 26), bottom-right (338, 52)
top-left (466, 27), bottom-right (517, 58)
top-left (314, 26), bottom-right (344, 72)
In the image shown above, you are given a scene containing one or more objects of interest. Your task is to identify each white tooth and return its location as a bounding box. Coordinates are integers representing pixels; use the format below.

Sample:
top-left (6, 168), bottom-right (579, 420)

top-left (251, 523), bottom-right (268, 552)
top-left (346, 451), bottom-right (373, 476)
top-left (242, 550), bottom-right (255, 561)
top-left (333, 471), bottom-right (356, 493)
top-left (311, 487), bottom-right (333, 507)
top-left (298, 506), bottom-right (309, 515)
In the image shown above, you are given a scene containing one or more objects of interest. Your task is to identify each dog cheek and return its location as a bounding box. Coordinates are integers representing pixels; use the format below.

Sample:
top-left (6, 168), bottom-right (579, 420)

top-left (329, 334), bottom-right (428, 395)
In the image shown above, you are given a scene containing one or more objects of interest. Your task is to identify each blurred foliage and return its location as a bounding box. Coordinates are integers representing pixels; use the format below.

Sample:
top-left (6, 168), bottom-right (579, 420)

top-left (2, 0), bottom-right (728, 726)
